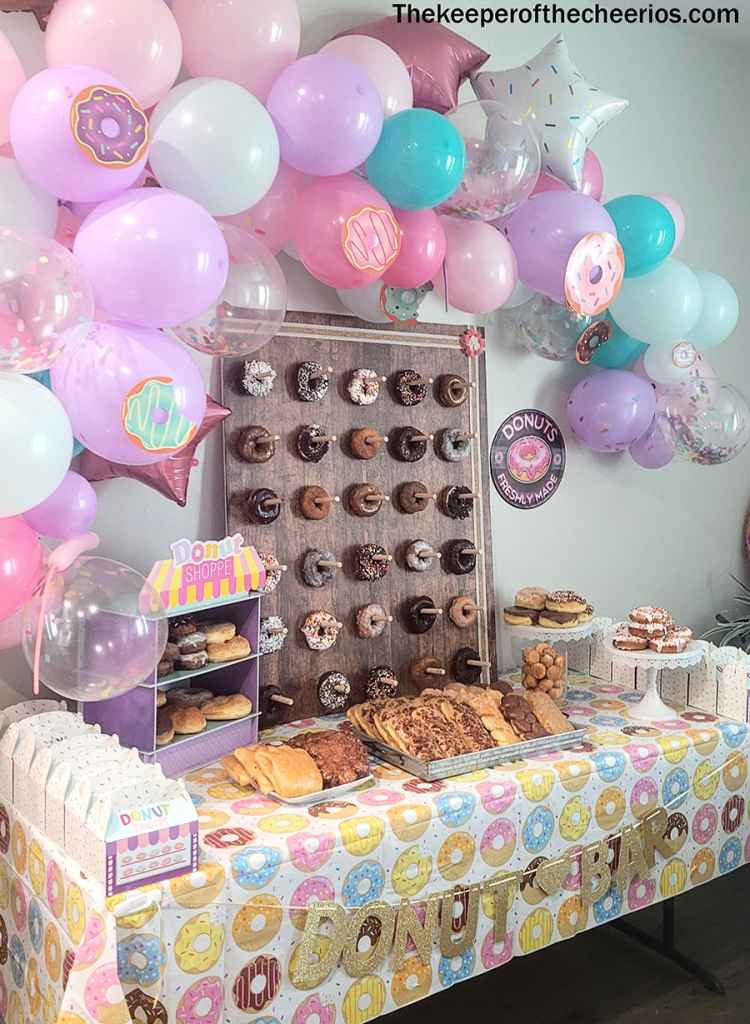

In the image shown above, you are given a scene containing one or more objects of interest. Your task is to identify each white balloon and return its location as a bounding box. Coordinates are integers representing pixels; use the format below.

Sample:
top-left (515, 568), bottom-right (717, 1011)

top-left (337, 283), bottom-right (389, 323)
top-left (0, 372), bottom-right (72, 516)
top-left (149, 77), bottom-right (280, 216)
top-left (0, 157), bottom-right (57, 236)
top-left (643, 341), bottom-right (716, 387)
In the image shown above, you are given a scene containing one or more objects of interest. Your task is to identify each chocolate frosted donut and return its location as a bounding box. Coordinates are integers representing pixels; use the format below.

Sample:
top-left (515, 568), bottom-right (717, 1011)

top-left (444, 539), bottom-right (477, 575)
top-left (404, 595), bottom-right (439, 634)
top-left (439, 485), bottom-right (474, 520)
top-left (348, 368), bottom-right (380, 406)
top-left (437, 373), bottom-right (469, 408)
top-left (410, 656), bottom-right (444, 685)
top-left (453, 647), bottom-right (482, 684)
top-left (348, 483), bottom-right (385, 518)
top-left (355, 604), bottom-right (389, 639)
top-left (405, 540), bottom-right (438, 572)
top-left (247, 488), bottom-right (281, 525)
top-left (241, 359), bottom-right (276, 397)
top-left (354, 544), bottom-right (391, 581)
top-left (398, 481), bottom-right (431, 514)
top-left (448, 596), bottom-right (478, 629)
top-left (236, 425), bottom-right (276, 464)
top-left (437, 427), bottom-right (471, 462)
top-left (296, 361), bottom-right (330, 402)
top-left (299, 486), bottom-right (333, 521)
top-left (318, 671), bottom-right (351, 711)
top-left (392, 426), bottom-right (429, 463)
top-left (302, 549), bottom-right (338, 588)
top-left (393, 369), bottom-right (428, 406)
top-left (297, 424), bottom-right (334, 462)
top-left (350, 427), bottom-right (386, 460)
top-left (366, 666), bottom-right (399, 700)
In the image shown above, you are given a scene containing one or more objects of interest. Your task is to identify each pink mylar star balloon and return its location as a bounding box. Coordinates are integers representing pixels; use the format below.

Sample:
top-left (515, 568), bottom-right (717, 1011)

top-left (337, 16), bottom-right (488, 114)
top-left (79, 396), bottom-right (230, 507)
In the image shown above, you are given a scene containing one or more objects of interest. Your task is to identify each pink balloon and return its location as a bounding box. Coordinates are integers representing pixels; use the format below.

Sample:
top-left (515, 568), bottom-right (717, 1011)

top-left (45, 0), bottom-right (182, 110)
top-left (0, 517), bottom-right (44, 622)
top-left (532, 150), bottom-right (604, 201)
top-left (293, 174), bottom-right (402, 289)
top-left (0, 31), bottom-right (24, 147)
top-left (172, 0), bottom-right (300, 103)
top-left (382, 208), bottom-right (446, 288)
top-left (220, 162), bottom-right (306, 256)
top-left (649, 193), bottom-right (685, 253)
top-left (320, 35), bottom-right (413, 118)
top-left (23, 471), bottom-right (97, 540)
top-left (433, 217), bottom-right (517, 314)
top-left (10, 66), bottom-right (149, 204)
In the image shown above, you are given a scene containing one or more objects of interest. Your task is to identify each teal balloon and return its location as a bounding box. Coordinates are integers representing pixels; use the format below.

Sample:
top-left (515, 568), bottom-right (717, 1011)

top-left (608, 258), bottom-right (703, 347)
top-left (605, 195), bottom-right (675, 277)
top-left (686, 270), bottom-right (739, 350)
top-left (591, 316), bottom-right (648, 368)
top-left (365, 109), bottom-right (465, 211)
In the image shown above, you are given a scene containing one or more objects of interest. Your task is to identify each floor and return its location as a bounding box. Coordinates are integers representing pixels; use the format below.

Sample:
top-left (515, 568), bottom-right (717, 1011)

top-left (397, 866), bottom-right (750, 1023)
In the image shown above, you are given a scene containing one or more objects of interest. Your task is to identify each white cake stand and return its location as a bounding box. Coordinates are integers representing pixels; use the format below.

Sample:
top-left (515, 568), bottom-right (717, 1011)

top-left (507, 615), bottom-right (612, 645)
top-left (604, 627), bottom-right (706, 720)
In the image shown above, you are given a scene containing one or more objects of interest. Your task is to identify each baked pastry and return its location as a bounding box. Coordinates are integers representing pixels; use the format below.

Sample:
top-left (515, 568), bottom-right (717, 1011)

top-left (165, 641), bottom-right (180, 660)
top-left (296, 424), bottom-right (335, 462)
top-left (515, 587), bottom-right (548, 611)
top-left (258, 552), bottom-right (284, 593)
top-left (299, 486), bottom-right (333, 521)
top-left (175, 651), bottom-right (208, 670)
top-left (221, 754), bottom-right (252, 787)
top-left (452, 647), bottom-right (484, 684)
top-left (156, 708), bottom-right (174, 746)
top-left (628, 620), bottom-right (666, 640)
top-left (521, 643), bottom-right (565, 699)
top-left (546, 591), bottom-right (587, 614)
top-left (612, 627), bottom-right (648, 651)
top-left (537, 609), bottom-right (579, 628)
top-left (404, 595), bottom-right (441, 634)
top-left (405, 539), bottom-right (439, 572)
top-left (523, 690), bottom-right (574, 734)
top-left (350, 427), bottom-right (387, 460)
top-left (156, 690), bottom-right (167, 707)
top-left (439, 485), bottom-right (474, 520)
top-left (170, 706), bottom-right (206, 735)
top-left (393, 368), bottom-right (428, 406)
top-left (448, 596), bottom-right (479, 629)
top-left (353, 544), bottom-right (391, 581)
top-left (503, 606), bottom-right (540, 626)
top-left (629, 606), bottom-right (670, 624)
top-left (397, 481), bottom-right (432, 514)
top-left (296, 360), bottom-right (330, 402)
top-left (287, 730), bottom-right (369, 787)
top-left (241, 359), bottom-right (276, 398)
top-left (201, 622), bottom-right (236, 644)
top-left (318, 672), bottom-right (351, 711)
top-left (302, 549), bottom-right (338, 588)
top-left (347, 483), bottom-right (385, 518)
top-left (365, 666), bottom-right (399, 700)
top-left (347, 367), bottom-right (381, 405)
top-left (436, 427), bottom-right (472, 462)
top-left (236, 425), bottom-right (276, 464)
top-left (436, 373), bottom-right (469, 408)
top-left (444, 539), bottom-right (477, 575)
top-left (247, 487), bottom-right (281, 525)
top-left (649, 631), bottom-right (688, 653)
top-left (157, 656), bottom-right (173, 678)
top-left (167, 687), bottom-right (213, 707)
top-left (169, 616), bottom-right (198, 641)
top-left (234, 743), bottom-right (323, 798)
top-left (391, 426), bottom-right (430, 463)
top-left (259, 616), bottom-right (287, 655)
top-left (577, 604), bottom-right (594, 623)
top-left (207, 635), bottom-right (251, 663)
top-left (410, 656), bottom-right (445, 686)
top-left (301, 611), bottom-right (342, 651)
top-left (202, 694), bottom-right (253, 720)
top-left (355, 603), bottom-right (390, 639)
top-left (500, 693), bottom-right (549, 740)
top-left (177, 631), bottom-right (207, 654)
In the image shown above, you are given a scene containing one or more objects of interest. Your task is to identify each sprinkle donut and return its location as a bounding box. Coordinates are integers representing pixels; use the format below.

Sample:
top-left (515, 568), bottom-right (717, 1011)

top-left (118, 933), bottom-right (167, 986)
top-left (692, 803), bottom-right (718, 845)
top-left (343, 861), bottom-right (386, 907)
top-left (557, 895), bottom-right (588, 939)
top-left (8, 934), bottom-right (25, 987)
top-left (477, 778), bottom-right (516, 814)
top-left (43, 923), bottom-right (61, 982)
top-left (85, 962), bottom-right (129, 1022)
top-left (241, 359), bottom-right (276, 398)
top-left (662, 767), bottom-right (690, 809)
top-left (287, 830), bottom-right (335, 873)
top-left (45, 861), bottom-right (64, 919)
top-left (176, 975), bottom-right (223, 1024)
top-left (233, 954), bottom-right (281, 1013)
top-left (301, 611), bottom-right (342, 652)
top-left (722, 795), bottom-right (745, 834)
top-left (595, 787), bottom-right (626, 831)
top-left (665, 812), bottom-right (689, 853)
top-left (294, 994), bottom-right (336, 1024)
top-left (231, 847), bottom-right (282, 890)
top-left (391, 956), bottom-right (431, 1007)
top-left (723, 752), bottom-right (748, 791)
top-left (174, 914), bottom-right (223, 974)
top-left (71, 84), bottom-right (148, 168)
top-left (564, 231), bottom-right (625, 317)
top-left (308, 800), bottom-right (358, 821)
top-left (232, 895), bottom-right (282, 952)
top-left (387, 803), bottom-right (431, 842)
top-left (10, 822), bottom-right (26, 874)
top-left (592, 885), bottom-right (623, 925)
top-left (126, 988), bottom-right (168, 1024)
top-left (438, 948), bottom-right (475, 987)
top-left (339, 816), bottom-right (385, 857)
top-left (522, 807), bottom-right (554, 853)
top-left (391, 847), bottom-right (432, 897)
top-left (518, 906), bottom-right (554, 952)
top-left (26, 956), bottom-right (41, 1016)
top-left (693, 761), bottom-right (720, 801)
top-left (435, 791), bottom-right (476, 828)
top-left (690, 848), bottom-right (716, 886)
top-left (296, 361), bottom-right (330, 402)
top-left (27, 840), bottom-right (45, 897)
top-left (9, 878), bottom-right (25, 932)
top-left (342, 975), bottom-right (387, 1022)
top-left (170, 862), bottom-right (225, 909)
top-left (0, 807), bottom-right (9, 855)
top-left (627, 876), bottom-right (655, 911)
top-left (393, 369), bottom-right (427, 406)
top-left (624, 742), bottom-right (660, 774)
top-left (203, 827), bottom-right (255, 850)
top-left (659, 857), bottom-right (687, 897)
top-left (437, 832), bottom-right (475, 881)
top-left (481, 926), bottom-right (513, 969)
top-left (347, 368), bottom-right (380, 405)
top-left (719, 836), bottom-right (742, 874)
top-left (630, 778), bottom-right (658, 819)
top-left (289, 877), bottom-right (336, 930)
top-left (28, 898), bottom-right (43, 953)
top-left (480, 818), bottom-right (516, 867)
top-left (559, 797), bottom-right (591, 841)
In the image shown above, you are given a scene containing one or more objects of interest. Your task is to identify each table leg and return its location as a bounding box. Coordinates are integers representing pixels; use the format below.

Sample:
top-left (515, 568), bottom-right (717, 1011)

top-left (627, 666), bottom-right (681, 721)
top-left (610, 898), bottom-right (726, 994)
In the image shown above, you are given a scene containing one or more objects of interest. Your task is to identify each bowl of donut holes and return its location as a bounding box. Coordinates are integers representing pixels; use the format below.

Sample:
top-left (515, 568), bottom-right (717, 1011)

top-left (521, 643), bottom-right (567, 703)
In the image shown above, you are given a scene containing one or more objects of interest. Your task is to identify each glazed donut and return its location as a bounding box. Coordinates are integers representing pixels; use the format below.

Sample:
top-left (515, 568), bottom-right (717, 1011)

top-left (392, 427), bottom-right (429, 463)
top-left (343, 976), bottom-right (387, 1021)
top-left (439, 485), bottom-right (474, 520)
top-left (84, 964), bottom-right (126, 1024)
top-left (27, 840), bottom-right (45, 897)
top-left (353, 544), bottom-right (391, 581)
top-left (299, 486), bottom-right (333, 521)
top-left (404, 596), bottom-right (440, 635)
top-left (0, 806), bottom-right (9, 854)
top-left (393, 369), bottom-right (428, 406)
top-left (174, 913), bottom-right (223, 974)
top-left (241, 359), bottom-right (276, 398)
top-left (247, 488), bottom-right (281, 525)
top-left (289, 877), bottom-right (336, 930)
top-left (318, 672), bottom-right (351, 711)
top-left (398, 481), bottom-right (432, 514)
top-left (564, 231), bottom-right (625, 317)
top-left (71, 84), bottom-right (148, 168)
top-left (448, 596), bottom-right (479, 629)
top-left (176, 976), bottom-right (223, 1024)
top-left (25, 957), bottom-right (41, 1017)
top-left (203, 827), bottom-right (256, 849)
top-left (236, 426), bottom-right (276, 464)
top-left (43, 924), bottom-right (61, 982)
top-left (10, 822), bottom-right (26, 874)
top-left (355, 604), bottom-right (389, 639)
top-left (437, 373), bottom-right (469, 408)
top-left (296, 424), bottom-right (334, 463)
top-left (348, 483), bottom-right (385, 518)
top-left (302, 549), bottom-right (338, 588)
top-left (453, 647), bottom-right (483, 684)
top-left (444, 539), bottom-right (477, 575)
top-left (437, 832), bottom-right (475, 881)
top-left (259, 616), bottom-right (287, 655)
top-left (437, 427), bottom-right (472, 462)
top-left (301, 611), bottom-right (342, 651)
top-left (295, 995), bottom-right (336, 1024)
top-left (575, 319), bottom-right (611, 365)
top-left (350, 427), bottom-right (386, 460)
top-left (126, 988), bottom-right (168, 1024)
top-left (118, 933), bottom-right (166, 986)
top-left (287, 830), bottom-right (335, 873)
top-left (232, 895), bottom-right (283, 952)
top-left (27, 899), bottom-right (43, 952)
top-left (296, 361), bottom-right (330, 402)
top-left (233, 954), bottom-right (281, 1013)
top-left (366, 666), bottom-right (399, 700)
top-left (405, 540), bottom-right (439, 572)
top-left (347, 368), bottom-right (381, 405)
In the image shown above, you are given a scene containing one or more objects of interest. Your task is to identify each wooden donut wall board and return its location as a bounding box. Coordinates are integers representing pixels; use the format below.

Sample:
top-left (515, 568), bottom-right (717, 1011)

top-left (221, 312), bottom-right (497, 722)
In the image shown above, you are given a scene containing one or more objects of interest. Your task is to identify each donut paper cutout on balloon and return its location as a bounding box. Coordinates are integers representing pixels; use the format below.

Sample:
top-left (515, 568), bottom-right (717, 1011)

top-left (381, 208), bottom-right (446, 289)
top-left (79, 396), bottom-right (230, 507)
top-left (576, 319), bottom-right (612, 366)
top-left (336, 15), bottom-right (489, 114)
top-left (564, 232), bottom-right (625, 317)
top-left (590, 316), bottom-right (647, 370)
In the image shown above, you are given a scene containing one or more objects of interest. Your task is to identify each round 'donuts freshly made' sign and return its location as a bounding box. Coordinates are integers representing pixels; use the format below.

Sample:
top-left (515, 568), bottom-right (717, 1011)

top-left (490, 408), bottom-right (566, 509)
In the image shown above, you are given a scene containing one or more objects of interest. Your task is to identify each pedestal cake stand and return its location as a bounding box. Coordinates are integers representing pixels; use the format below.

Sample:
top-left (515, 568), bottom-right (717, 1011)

top-left (605, 628), bottom-right (706, 720)
top-left (508, 615), bottom-right (612, 645)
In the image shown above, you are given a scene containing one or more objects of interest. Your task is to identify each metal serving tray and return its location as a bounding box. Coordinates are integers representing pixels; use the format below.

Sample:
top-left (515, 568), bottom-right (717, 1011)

top-left (353, 728), bottom-right (589, 781)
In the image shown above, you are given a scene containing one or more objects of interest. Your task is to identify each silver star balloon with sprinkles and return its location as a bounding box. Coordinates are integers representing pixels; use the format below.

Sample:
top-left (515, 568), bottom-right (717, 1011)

top-left (472, 34), bottom-right (628, 190)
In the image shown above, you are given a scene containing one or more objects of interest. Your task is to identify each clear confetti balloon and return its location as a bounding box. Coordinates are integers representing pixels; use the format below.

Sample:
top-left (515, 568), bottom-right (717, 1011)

top-left (657, 381), bottom-right (750, 466)
top-left (516, 293), bottom-right (595, 361)
top-left (439, 100), bottom-right (540, 221)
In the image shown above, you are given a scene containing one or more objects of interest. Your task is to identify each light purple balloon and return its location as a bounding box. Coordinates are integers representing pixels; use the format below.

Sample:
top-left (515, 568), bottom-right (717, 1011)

top-left (10, 66), bottom-right (149, 203)
top-left (567, 369), bottom-right (656, 453)
top-left (50, 320), bottom-right (207, 466)
top-left (22, 470), bottom-right (97, 539)
top-left (629, 415), bottom-right (675, 469)
top-left (73, 188), bottom-right (229, 327)
top-left (266, 54), bottom-right (384, 176)
top-left (505, 192), bottom-right (616, 304)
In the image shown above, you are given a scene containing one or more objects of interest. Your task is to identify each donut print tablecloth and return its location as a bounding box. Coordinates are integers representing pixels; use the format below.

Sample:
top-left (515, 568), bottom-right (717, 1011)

top-left (1, 678), bottom-right (749, 1024)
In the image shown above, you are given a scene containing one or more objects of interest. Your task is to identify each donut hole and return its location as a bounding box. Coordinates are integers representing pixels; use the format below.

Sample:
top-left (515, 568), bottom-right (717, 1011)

top-left (589, 264), bottom-right (603, 285)
top-left (195, 996), bottom-right (214, 1018)
top-left (99, 116), bottom-right (121, 140)
top-left (192, 933), bottom-right (212, 955)
top-left (250, 974), bottom-right (267, 996)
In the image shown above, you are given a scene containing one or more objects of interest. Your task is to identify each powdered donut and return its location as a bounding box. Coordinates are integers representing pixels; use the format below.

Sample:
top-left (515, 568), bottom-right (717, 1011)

top-left (405, 540), bottom-right (438, 572)
top-left (71, 84), bottom-right (149, 168)
top-left (347, 368), bottom-right (380, 405)
top-left (296, 361), bottom-right (330, 402)
top-left (318, 672), bottom-right (351, 712)
top-left (241, 360), bottom-right (276, 397)
top-left (301, 612), bottom-right (342, 651)
top-left (302, 549), bottom-right (338, 588)
top-left (565, 231), bottom-right (625, 317)
top-left (437, 427), bottom-right (471, 462)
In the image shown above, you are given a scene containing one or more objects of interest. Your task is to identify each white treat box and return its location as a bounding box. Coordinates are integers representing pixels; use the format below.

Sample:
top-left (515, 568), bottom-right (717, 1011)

top-left (0, 711), bottom-right (97, 808)
top-left (0, 700), bottom-right (66, 739)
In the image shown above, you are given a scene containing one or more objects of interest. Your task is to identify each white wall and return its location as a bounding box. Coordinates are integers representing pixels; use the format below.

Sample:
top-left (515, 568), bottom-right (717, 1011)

top-left (2, 2), bottom-right (749, 698)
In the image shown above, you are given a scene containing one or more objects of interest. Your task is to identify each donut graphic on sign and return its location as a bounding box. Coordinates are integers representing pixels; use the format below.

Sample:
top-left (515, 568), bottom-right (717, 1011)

top-left (491, 409), bottom-right (566, 509)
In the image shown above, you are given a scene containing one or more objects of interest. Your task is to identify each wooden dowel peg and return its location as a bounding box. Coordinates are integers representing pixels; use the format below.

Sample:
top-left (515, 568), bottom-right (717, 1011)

top-left (414, 491), bottom-right (434, 501)
top-left (458, 492), bottom-right (479, 501)
top-left (309, 366), bottom-right (334, 382)
top-left (371, 613), bottom-right (393, 623)
top-left (372, 553), bottom-right (393, 563)
top-left (314, 434), bottom-right (337, 444)
top-left (454, 432), bottom-right (477, 442)
top-left (267, 626), bottom-right (287, 635)
top-left (317, 559), bottom-right (342, 569)
top-left (410, 433), bottom-right (433, 443)
top-left (270, 693), bottom-right (294, 706)
top-left (257, 434), bottom-right (280, 446)
top-left (260, 497), bottom-right (283, 509)
top-left (380, 375), bottom-right (388, 383)
top-left (461, 547), bottom-right (482, 556)
top-left (425, 666), bottom-right (446, 676)
top-left (254, 370), bottom-right (275, 379)
top-left (421, 607), bottom-right (443, 616)
top-left (421, 548), bottom-right (440, 559)
top-left (365, 492), bottom-right (386, 502)
top-left (466, 659), bottom-right (491, 668)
